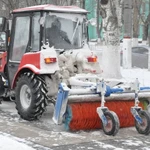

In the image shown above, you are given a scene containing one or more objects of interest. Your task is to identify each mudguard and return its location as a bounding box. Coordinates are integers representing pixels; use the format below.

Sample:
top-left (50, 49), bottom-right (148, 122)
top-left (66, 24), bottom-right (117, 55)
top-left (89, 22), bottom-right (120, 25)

top-left (11, 49), bottom-right (59, 88)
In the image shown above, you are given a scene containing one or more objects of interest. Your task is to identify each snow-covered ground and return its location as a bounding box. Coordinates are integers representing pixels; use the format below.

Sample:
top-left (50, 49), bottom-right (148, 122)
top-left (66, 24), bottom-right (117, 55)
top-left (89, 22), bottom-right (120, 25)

top-left (121, 68), bottom-right (150, 86)
top-left (0, 133), bottom-right (35, 150)
top-left (1, 69), bottom-right (150, 150)
top-left (1, 67), bottom-right (150, 149)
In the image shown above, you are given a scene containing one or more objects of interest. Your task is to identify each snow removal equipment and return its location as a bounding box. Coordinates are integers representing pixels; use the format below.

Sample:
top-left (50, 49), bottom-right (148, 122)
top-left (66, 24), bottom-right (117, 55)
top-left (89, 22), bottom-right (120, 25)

top-left (0, 5), bottom-right (149, 135)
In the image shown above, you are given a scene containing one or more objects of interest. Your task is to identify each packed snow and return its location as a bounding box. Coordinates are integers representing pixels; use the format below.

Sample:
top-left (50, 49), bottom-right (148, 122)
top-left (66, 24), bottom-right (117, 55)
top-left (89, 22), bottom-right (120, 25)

top-left (121, 68), bottom-right (150, 86)
top-left (0, 134), bottom-right (35, 150)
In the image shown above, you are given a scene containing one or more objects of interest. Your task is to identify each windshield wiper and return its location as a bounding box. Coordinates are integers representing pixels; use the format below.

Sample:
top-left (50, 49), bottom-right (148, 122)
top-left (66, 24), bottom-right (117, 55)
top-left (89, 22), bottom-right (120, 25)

top-left (71, 19), bottom-right (80, 43)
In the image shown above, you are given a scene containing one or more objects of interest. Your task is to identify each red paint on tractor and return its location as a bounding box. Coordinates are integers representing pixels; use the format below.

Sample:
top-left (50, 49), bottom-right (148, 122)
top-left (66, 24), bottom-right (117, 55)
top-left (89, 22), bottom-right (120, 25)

top-left (11, 52), bottom-right (41, 88)
top-left (19, 52), bottom-right (40, 70)
top-left (0, 51), bottom-right (7, 73)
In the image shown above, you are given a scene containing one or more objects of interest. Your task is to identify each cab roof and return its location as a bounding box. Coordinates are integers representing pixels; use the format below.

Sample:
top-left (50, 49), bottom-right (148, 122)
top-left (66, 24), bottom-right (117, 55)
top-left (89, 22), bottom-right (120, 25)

top-left (13, 4), bottom-right (88, 14)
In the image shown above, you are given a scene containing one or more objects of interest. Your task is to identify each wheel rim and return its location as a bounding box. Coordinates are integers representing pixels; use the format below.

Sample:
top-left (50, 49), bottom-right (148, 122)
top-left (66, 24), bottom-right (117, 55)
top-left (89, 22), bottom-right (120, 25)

top-left (20, 84), bottom-right (32, 110)
top-left (137, 115), bottom-right (148, 131)
top-left (103, 115), bottom-right (113, 132)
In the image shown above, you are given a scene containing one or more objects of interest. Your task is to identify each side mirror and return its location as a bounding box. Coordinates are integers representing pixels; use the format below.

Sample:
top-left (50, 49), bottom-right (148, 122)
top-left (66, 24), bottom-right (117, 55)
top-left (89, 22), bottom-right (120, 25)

top-left (0, 32), bottom-right (6, 50)
top-left (88, 18), bottom-right (96, 26)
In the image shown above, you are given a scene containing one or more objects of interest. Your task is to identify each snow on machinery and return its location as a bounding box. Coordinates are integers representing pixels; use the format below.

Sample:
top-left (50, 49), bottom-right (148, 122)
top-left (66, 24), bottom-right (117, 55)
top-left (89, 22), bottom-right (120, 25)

top-left (53, 76), bottom-right (150, 135)
top-left (0, 5), bottom-right (149, 136)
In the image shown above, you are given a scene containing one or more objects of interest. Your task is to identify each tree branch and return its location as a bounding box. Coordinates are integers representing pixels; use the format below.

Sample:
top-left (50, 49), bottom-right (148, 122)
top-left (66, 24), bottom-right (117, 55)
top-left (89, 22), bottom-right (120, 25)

top-left (135, 0), bottom-right (147, 26)
top-left (26, 0), bottom-right (30, 6)
top-left (0, 0), bottom-right (9, 7)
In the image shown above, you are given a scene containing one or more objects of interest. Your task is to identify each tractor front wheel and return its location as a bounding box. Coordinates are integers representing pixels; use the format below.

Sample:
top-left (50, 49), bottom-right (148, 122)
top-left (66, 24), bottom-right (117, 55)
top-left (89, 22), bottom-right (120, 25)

top-left (15, 72), bottom-right (48, 121)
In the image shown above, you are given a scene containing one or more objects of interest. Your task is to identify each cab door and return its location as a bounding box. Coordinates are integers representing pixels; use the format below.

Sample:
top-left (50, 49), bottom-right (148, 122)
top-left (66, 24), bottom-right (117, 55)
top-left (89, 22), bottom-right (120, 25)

top-left (7, 14), bottom-right (31, 87)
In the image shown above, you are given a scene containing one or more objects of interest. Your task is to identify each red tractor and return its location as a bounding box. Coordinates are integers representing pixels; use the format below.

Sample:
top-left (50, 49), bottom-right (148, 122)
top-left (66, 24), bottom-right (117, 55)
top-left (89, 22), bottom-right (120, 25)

top-left (1, 5), bottom-right (150, 136)
top-left (0, 5), bottom-right (102, 121)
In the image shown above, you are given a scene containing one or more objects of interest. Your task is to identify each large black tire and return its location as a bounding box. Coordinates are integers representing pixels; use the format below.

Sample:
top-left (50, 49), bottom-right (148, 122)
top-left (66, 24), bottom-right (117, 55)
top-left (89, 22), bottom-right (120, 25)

top-left (15, 72), bottom-right (48, 121)
top-left (135, 110), bottom-right (150, 135)
top-left (102, 111), bottom-right (120, 136)
top-left (0, 75), bottom-right (5, 96)
top-left (2, 97), bottom-right (11, 101)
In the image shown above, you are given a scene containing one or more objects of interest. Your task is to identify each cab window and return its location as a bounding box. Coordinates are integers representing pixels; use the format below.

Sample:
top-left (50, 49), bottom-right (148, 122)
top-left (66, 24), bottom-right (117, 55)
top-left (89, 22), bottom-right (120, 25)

top-left (11, 16), bottom-right (30, 61)
top-left (31, 13), bottom-right (40, 51)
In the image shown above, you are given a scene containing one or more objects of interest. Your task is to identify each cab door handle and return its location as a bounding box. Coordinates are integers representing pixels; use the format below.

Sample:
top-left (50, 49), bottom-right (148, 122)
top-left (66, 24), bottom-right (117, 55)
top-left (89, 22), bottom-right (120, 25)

top-left (8, 64), bottom-right (15, 67)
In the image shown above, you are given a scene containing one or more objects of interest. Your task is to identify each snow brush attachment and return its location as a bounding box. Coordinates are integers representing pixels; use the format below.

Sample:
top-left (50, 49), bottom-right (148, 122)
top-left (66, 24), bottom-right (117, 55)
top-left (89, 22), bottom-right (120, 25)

top-left (53, 79), bottom-right (148, 135)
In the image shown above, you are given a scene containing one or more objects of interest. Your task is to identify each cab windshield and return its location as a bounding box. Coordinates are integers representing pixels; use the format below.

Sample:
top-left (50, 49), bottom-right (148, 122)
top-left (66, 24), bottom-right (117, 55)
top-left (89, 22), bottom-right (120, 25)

top-left (44, 13), bottom-right (86, 50)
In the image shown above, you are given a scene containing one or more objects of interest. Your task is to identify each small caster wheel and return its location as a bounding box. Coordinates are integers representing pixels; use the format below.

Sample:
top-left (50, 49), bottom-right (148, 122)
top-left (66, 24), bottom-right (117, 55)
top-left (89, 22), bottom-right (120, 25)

top-left (135, 110), bottom-right (150, 135)
top-left (147, 104), bottom-right (150, 114)
top-left (102, 111), bottom-right (120, 136)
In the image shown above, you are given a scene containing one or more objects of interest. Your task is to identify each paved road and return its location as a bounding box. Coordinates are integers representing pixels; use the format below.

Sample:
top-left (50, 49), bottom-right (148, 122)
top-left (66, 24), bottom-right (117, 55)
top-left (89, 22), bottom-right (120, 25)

top-left (51, 136), bottom-right (150, 150)
top-left (0, 101), bottom-right (150, 150)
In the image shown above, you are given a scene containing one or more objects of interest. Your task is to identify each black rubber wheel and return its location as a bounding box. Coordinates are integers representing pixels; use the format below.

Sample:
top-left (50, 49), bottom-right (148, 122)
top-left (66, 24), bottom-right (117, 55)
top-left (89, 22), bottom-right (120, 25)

top-left (15, 72), bottom-right (48, 121)
top-left (2, 97), bottom-right (10, 101)
top-left (135, 110), bottom-right (150, 135)
top-left (102, 111), bottom-right (120, 136)
top-left (0, 75), bottom-right (5, 96)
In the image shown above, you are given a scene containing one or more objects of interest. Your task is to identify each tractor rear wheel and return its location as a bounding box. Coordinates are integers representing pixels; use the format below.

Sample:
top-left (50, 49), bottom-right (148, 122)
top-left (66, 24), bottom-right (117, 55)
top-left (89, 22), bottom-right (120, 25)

top-left (15, 72), bottom-right (48, 121)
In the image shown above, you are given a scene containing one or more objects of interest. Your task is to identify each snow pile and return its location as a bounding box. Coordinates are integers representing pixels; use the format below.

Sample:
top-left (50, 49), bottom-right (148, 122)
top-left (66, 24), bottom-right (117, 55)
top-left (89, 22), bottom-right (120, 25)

top-left (121, 68), bottom-right (150, 86)
top-left (0, 134), bottom-right (35, 150)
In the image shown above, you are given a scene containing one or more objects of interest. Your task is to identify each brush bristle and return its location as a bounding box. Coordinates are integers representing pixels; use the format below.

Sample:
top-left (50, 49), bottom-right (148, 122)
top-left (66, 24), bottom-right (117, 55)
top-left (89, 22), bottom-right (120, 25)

top-left (64, 100), bottom-right (144, 131)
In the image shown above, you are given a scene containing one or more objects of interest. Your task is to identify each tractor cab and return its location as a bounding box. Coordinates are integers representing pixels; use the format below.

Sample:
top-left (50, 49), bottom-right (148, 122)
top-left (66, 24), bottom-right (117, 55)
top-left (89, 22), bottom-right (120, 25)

top-left (9, 5), bottom-right (88, 54)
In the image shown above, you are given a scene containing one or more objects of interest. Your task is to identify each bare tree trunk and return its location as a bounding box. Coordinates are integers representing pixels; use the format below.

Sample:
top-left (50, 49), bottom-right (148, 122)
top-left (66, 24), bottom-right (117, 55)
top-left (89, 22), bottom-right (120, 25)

top-left (15, 0), bottom-right (20, 8)
top-left (70, 0), bottom-right (74, 5)
top-left (122, 0), bottom-right (133, 69)
top-left (80, 0), bottom-right (85, 8)
top-left (96, 0), bottom-right (100, 40)
top-left (135, 0), bottom-right (149, 42)
top-left (101, 0), bottom-right (123, 79)
top-left (142, 2), bottom-right (147, 41)
top-left (26, 0), bottom-right (30, 6)
top-left (132, 0), bottom-right (140, 46)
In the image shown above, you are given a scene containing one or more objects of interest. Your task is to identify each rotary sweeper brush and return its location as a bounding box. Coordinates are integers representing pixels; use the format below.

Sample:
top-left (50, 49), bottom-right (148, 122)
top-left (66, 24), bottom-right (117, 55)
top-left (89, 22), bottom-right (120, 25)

top-left (53, 77), bottom-right (150, 136)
